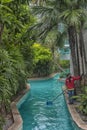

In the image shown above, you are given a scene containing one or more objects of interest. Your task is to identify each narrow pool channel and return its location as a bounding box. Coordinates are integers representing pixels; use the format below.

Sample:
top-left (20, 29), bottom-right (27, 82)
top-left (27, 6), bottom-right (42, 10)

top-left (17, 74), bottom-right (79, 130)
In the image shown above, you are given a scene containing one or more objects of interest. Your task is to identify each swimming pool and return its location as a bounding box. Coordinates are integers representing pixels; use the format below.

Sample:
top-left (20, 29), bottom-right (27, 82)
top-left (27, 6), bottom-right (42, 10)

top-left (17, 74), bottom-right (79, 130)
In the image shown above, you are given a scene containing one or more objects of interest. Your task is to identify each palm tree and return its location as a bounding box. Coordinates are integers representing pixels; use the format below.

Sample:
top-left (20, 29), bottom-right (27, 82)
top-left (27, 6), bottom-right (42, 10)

top-left (59, 0), bottom-right (87, 76)
top-left (78, 0), bottom-right (87, 76)
top-left (0, 45), bottom-right (26, 115)
top-left (0, 48), bottom-right (13, 115)
top-left (28, 0), bottom-right (87, 77)
top-left (61, 0), bottom-right (87, 77)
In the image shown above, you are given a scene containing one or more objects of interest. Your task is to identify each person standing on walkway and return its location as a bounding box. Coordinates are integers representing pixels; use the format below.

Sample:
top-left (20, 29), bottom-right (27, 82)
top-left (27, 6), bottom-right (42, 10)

top-left (65, 73), bottom-right (81, 104)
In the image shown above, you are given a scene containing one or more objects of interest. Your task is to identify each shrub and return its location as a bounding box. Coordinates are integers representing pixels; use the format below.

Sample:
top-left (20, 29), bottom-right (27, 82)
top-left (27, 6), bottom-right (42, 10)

top-left (59, 60), bottom-right (70, 68)
top-left (74, 87), bottom-right (87, 115)
top-left (32, 43), bottom-right (53, 77)
top-left (20, 42), bottom-right (34, 77)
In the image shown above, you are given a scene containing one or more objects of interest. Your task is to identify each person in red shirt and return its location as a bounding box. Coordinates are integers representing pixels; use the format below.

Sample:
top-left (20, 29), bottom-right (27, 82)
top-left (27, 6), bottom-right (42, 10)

top-left (65, 73), bottom-right (81, 104)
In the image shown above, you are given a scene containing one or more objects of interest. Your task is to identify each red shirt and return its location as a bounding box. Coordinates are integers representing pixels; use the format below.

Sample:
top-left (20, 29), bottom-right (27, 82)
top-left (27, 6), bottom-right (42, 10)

top-left (65, 76), bottom-right (81, 90)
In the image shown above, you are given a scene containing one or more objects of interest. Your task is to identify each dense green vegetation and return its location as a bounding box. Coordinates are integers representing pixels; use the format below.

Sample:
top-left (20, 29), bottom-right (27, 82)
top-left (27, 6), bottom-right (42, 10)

top-left (30, 0), bottom-right (87, 76)
top-left (74, 87), bottom-right (87, 115)
top-left (59, 60), bottom-right (70, 69)
top-left (0, 0), bottom-right (87, 129)
top-left (32, 43), bottom-right (53, 76)
top-left (0, 1), bottom-right (58, 129)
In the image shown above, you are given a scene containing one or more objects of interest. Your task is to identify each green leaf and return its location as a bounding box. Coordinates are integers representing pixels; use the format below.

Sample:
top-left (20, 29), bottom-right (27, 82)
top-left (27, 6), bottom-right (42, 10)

top-left (1, 0), bottom-right (13, 3)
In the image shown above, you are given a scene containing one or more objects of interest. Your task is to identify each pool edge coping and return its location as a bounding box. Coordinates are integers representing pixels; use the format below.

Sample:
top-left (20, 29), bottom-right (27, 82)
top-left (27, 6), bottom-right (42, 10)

top-left (27, 73), bottom-right (58, 81)
top-left (64, 87), bottom-right (87, 130)
top-left (8, 84), bottom-right (30, 130)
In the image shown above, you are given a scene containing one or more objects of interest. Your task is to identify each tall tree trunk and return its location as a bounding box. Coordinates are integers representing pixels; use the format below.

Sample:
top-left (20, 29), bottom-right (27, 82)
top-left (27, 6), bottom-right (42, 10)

top-left (75, 28), bottom-right (80, 75)
top-left (79, 31), bottom-right (85, 74)
top-left (79, 25), bottom-right (87, 85)
top-left (77, 34), bottom-right (83, 75)
top-left (68, 26), bottom-right (79, 76)
top-left (79, 28), bottom-right (87, 74)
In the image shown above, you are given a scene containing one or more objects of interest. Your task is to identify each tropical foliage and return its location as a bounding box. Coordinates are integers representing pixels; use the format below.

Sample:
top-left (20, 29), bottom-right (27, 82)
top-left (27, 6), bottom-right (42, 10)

top-left (0, 0), bottom-right (87, 129)
top-left (29, 0), bottom-right (87, 76)
top-left (59, 60), bottom-right (70, 69)
top-left (74, 87), bottom-right (87, 115)
top-left (0, 2), bottom-right (54, 129)
top-left (20, 42), bottom-right (34, 77)
top-left (32, 43), bottom-right (53, 76)
top-left (0, 0), bottom-right (35, 129)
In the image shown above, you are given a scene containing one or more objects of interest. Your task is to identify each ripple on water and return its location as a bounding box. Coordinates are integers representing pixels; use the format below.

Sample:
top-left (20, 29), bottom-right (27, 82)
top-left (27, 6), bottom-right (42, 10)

top-left (18, 75), bottom-right (76, 130)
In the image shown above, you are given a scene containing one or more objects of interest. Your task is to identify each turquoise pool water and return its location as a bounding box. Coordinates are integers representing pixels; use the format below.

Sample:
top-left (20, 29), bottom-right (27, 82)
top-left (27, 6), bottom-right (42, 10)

top-left (18, 74), bottom-right (79, 130)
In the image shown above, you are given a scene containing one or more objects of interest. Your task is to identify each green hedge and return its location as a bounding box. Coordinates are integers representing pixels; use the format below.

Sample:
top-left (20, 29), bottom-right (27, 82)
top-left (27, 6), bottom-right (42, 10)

top-left (59, 60), bottom-right (70, 68)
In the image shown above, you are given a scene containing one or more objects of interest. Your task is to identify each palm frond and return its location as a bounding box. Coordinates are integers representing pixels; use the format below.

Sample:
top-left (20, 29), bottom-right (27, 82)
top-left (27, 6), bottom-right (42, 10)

top-left (0, 4), bottom-right (12, 12)
top-left (59, 8), bottom-right (86, 26)
top-left (25, 3), bottom-right (60, 40)
top-left (32, 6), bottom-right (54, 18)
